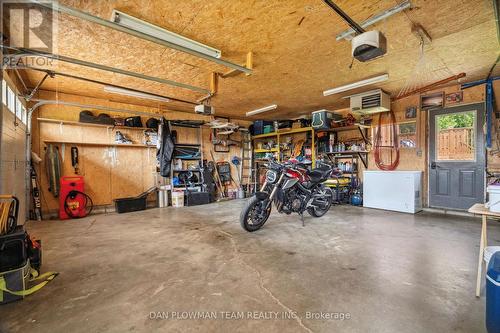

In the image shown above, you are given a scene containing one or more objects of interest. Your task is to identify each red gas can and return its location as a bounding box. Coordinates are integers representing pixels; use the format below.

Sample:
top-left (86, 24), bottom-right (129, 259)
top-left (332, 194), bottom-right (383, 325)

top-left (59, 176), bottom-right (85, 219)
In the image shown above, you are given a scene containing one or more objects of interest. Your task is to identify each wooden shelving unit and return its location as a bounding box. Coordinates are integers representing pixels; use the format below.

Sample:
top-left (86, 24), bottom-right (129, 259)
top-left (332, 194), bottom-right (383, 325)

top-left (251, 127), bottom-right (315, 189)
top-left (170, 122), bottom-right (204, 192)
top-left (43, 140), bottom-right (154, 148)
top-left (252, 127), bottom-right (315, 164)
top-left (252, 126), bottom-right (314, 139)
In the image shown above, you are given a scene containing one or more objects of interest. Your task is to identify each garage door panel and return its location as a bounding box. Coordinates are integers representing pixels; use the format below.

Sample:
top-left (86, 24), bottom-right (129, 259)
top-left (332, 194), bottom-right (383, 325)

top-left (1, 108), bottom-right (27, 222)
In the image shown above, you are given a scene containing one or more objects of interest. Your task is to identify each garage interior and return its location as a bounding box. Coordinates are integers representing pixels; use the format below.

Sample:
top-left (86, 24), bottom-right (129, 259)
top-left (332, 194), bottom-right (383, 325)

top-left (1, 0), bottom-right (500, 332)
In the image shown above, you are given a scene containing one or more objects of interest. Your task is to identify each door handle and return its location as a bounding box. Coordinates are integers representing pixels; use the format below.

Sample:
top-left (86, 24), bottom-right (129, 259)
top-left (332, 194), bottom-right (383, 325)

top-left (430, 162), bottom-right (440, 169)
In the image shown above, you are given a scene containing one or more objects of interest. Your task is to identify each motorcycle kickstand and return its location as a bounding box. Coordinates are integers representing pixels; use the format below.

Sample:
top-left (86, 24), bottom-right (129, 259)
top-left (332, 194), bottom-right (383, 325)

top-left (300, 212), bottom-right (305, 227)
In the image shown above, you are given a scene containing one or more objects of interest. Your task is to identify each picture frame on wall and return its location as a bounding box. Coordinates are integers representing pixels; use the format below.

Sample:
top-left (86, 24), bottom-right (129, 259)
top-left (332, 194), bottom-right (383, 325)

top-left (420, 92), bottom-right (444, 110)
top-left (405, 106), bottom-right (417, 119)
top-left (445, 91), bottom-right (463, 105)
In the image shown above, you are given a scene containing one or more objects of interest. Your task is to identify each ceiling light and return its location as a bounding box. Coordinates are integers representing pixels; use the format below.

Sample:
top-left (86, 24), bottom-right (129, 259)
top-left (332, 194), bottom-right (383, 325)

top-left (246, 104), bottom-right (278, 117)
top-left (323, 74), bottom-right (389, 96)
top-left (111, 10), bottom-right (221, 59)
top-left (104, 86), bottom-right (170, 103)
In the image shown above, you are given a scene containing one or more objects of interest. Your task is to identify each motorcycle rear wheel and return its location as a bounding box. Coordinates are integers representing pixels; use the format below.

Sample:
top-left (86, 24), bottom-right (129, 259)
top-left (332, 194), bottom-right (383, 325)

top-left (307, 187), bottom-right (333, 217)
top-left (240, 196), bottom-right (272, 232)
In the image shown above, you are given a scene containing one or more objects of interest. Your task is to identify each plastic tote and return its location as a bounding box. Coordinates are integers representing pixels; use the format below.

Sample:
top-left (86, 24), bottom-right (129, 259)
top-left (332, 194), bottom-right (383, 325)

top-left (487, 185), bottom-right (500, 213)
top-left (486, 251), bottom-right (500, 333)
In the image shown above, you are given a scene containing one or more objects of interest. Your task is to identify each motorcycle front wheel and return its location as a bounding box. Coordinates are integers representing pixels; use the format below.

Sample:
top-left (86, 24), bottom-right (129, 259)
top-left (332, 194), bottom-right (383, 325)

top-left (307, 187), bottom-right (333, 217)
top-left (240, 196), bottom-right (272, 232)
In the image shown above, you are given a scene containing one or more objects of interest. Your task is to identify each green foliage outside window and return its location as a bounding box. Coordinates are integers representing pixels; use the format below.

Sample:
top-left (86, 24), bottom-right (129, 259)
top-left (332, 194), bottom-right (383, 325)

top-left (437, 112), bottom-right (474, 130)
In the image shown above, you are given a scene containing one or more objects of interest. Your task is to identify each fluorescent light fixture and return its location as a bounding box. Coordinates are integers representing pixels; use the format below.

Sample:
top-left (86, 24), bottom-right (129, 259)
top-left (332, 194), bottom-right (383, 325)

top-left (104, 86), bottom-right (170, 103)
top-left (246, 104), bottom-right (278, 117)
top-left (111, 10), bottom-right (221, 59)
top-left (323, 74), bottom-right (389, 96)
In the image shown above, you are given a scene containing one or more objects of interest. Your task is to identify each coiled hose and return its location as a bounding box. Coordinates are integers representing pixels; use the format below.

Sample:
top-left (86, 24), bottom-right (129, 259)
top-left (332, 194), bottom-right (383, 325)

top-left (374, 110), bottom-right (400, 170)
top-left (64, 190), bottom-right (94, 219)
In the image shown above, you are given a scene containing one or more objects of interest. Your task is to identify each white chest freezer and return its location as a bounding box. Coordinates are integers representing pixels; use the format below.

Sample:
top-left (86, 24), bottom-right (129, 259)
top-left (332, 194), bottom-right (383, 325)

top-left (363, 171), bottom-right (422, 213)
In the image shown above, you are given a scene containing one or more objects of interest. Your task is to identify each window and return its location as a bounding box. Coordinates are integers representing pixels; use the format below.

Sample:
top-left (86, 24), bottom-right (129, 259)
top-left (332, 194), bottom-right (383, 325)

top-left (16, 96), bottom-right (22, 120)
top-left (435, 110), bottom-right (475, 161)
top-left (7, 86), bottom-right (15, 113)
top-left (2, 79), bottom-right (6, 106)
top-left (21, 105), bottom-right (27, 124)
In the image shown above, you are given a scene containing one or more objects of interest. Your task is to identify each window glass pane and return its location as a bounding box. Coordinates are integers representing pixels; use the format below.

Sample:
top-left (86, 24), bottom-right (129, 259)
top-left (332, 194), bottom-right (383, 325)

top-left (7, 86), bottom-right (15, 113)
top-left (398, 122), bottom-right (417, 148)
top-left (2, 80), bottom-right (6, 105)
top-left (22, 105), bottom-right (27, 124)
top-left (436, 111), bottom-right (475, 161)
top-left (16, 97), bottom-right (22, 120)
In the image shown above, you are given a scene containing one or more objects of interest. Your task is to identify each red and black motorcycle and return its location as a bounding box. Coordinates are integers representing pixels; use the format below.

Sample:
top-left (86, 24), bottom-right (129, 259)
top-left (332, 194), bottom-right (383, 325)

top-left (240, 160), bottom-right (333, 232)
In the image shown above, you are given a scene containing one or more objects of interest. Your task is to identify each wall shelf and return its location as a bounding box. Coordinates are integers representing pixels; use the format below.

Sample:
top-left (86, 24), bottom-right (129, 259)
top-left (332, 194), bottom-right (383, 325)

top-left (325, 151), bottom-right (368, 169)
top-left (252, 127), bottom-right (313, 139)
top-left (43, 140), bottom-right (153, 148)
top-left (37, 118), bottom-right (154, 131)
top-left (253, 148), bottom-right (278, 153)
top-left (316, 124), bottom-right (371, 132)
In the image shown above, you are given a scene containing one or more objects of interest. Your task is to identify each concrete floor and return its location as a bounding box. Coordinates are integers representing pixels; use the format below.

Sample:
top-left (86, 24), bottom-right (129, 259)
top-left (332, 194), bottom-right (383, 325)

top-left (1, 200), bottom-right (499, 333)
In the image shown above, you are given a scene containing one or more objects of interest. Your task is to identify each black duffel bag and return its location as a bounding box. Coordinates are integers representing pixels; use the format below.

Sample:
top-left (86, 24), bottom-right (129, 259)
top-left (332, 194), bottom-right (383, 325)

top-left (125, 116), bottom-right (143, 127)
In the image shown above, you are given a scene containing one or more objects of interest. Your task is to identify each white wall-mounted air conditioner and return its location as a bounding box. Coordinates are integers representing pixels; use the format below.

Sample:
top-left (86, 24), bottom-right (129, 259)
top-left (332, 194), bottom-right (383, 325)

top-left (347, 89), bottom-right (390, 115)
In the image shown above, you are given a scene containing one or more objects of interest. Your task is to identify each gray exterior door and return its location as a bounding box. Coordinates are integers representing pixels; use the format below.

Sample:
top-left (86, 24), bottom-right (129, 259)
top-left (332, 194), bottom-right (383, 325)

top-left (429, 103), bottom-right (485, 210)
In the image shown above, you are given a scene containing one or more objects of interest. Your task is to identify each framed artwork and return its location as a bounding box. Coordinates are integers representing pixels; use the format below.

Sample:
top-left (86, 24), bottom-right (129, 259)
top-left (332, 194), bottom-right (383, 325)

top-left (398, 121), bottom-right (417, 148)
top-left (405, 106), bottom-right (417, 119)
top-left (445, 91), bottom-right (463, 105)
top-left (420, 92), bottom-right (444, 110)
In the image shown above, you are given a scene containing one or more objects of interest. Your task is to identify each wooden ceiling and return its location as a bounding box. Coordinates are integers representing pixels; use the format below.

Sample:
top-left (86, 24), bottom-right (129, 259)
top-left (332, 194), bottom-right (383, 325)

top-left (16, 0), bottom-right (500, 119)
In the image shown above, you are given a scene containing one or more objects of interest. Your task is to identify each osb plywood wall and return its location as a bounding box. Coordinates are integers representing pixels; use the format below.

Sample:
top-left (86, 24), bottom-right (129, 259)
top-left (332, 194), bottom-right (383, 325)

top-left (31, 90), bottom-right (250, 215)
top-left (336, 81), bottom-right (499, 206)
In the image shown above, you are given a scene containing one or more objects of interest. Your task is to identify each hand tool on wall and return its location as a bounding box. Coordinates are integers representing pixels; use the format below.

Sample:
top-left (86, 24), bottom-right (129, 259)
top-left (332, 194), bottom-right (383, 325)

top-left (71, 146), bottom-right (79, 174)
top-left (209, 150), bottom-right (226, 198)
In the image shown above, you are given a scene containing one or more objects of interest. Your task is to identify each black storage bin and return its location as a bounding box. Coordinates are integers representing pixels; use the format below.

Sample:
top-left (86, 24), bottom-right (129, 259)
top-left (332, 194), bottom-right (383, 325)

top-left (186, 192), bottom-right (210, 206)
top-left (253, 120), bottom-right (273, 135)
top-left (114, 196), bottom-right (147, 213)
top-left (113, 187), bottom-right (156, 213)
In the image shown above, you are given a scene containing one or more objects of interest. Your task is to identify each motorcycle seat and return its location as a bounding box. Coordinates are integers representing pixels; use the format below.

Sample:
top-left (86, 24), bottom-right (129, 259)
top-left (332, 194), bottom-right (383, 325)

top-left (307, 167), bottom-right (331, 183)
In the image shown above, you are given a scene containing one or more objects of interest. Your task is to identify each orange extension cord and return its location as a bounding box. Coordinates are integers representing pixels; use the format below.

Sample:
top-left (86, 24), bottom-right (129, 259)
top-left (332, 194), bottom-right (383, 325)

top-left (374, 110), bottom-right (400, 170)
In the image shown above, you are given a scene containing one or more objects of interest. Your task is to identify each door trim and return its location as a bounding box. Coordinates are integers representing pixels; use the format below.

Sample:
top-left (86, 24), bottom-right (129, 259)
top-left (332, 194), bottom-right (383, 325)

top-left (427, 102), bottom-right (486, 209)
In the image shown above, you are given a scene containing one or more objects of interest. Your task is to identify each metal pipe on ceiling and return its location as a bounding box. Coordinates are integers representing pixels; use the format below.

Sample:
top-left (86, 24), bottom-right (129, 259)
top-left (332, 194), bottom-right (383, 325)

top-left (19, 66), bottom-right (198, 105)
top-left (322, 0), bottom-right (365, 35)
top-left (3, 47), bottom-right (210, 94)
top-left (25, 72), bottom-right (51, 101)
top-left (336, 0), bottom-right (412, 40)
top-left (30, 0), bottom-right (252, 74)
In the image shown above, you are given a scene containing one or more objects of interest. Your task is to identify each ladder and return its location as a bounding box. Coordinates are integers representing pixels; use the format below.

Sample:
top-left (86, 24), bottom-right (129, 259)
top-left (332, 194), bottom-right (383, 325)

top-left (240, 131), bottom-right (254, 195)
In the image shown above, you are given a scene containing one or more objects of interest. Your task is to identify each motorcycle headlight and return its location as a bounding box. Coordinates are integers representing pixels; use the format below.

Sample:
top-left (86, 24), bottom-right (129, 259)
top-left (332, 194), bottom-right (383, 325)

top-left (266, 170), bottom-right (278, 183)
